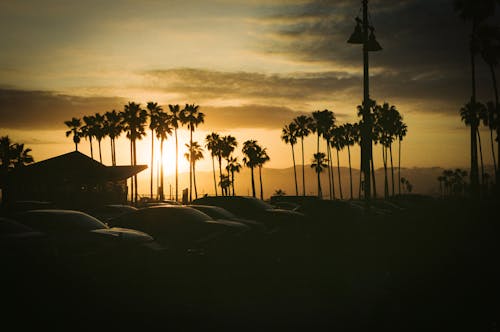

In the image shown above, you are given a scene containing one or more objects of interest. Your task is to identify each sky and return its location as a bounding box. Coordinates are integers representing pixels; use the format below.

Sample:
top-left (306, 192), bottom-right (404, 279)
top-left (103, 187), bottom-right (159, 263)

top-left (1, 0), bottom-right (498, 181)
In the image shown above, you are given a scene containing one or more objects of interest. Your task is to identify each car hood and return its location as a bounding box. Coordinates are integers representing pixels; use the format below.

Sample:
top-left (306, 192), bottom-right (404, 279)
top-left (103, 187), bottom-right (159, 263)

top-left (91, 227), bottom-right (154, 243)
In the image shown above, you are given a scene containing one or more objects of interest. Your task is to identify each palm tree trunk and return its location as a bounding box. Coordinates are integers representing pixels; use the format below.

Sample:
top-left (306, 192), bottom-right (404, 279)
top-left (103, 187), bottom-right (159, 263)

top-left (89, 137), bottom-right (94, 159)
top-left (160, 138), bottom-right (164, 200)
top-left (150, 129), bottom-right (154, 199)
top-left (231, 170), bottom-right (235, 196)
top-left (469, 22), bottom-right (480, 195)
top-left (477, 128), bottom-right (485, 190)
top-left (291, 144), bottom-right (298, 196)
top-left (251, 167), bottom-right (256, 198)
top-left (371, 148), bottom-right (377, 199)
top-left (193, 161), bottom-right (198, 199)
top-left (189, 129), bottom-right (193, 202)
top-left (316, 169), bottom-right (322, 199)
top-left (489, 129), bottom-right (497, 175)
top-left (134, 140), bottom-right (138, 204)
top-left (110, 138), bottom-right (114, 166)
top-left (98, 140), bottom-right (102, 163)
top-left (489, 64), bottom-right (500, 186)
top-left (130, 140), bottom-right (134, 204)
top-left (398, 139), bottom-right (402, 195)
top-left (259, 165), bottom-right (263, 200)
top-left (328, 145), bottom-right (336, 199)
top-left (383, 146), bottom-right (389, 199)
top-left (336, 149), bottom-right (343, 200)
top-left (218, 156), bottom-right (223, 196)
top-left (359, 158), bottom-right (362, 199)
top-left (389, 143), bottom-right (394, 197)
top-left (327, 144), bottom-right (333, 199)
top-left (301, 137), bottom-right (306, 196)
top-left (347, 145), bottom-right (353, 200)
top-left (211, 155), bottom-right (218, 196)
top-left (175, 129), bottom-right (179, 202)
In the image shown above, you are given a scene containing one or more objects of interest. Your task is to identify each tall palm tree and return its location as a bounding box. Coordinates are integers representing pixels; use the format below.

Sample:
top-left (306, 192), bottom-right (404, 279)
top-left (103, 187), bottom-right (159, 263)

top-left (395, 119), bottom-right (408, 195)
top-left (293, 115), bottom-right (313, 195)
top-left (343, 123), bottom-right (356, 199)
top-left (180, 104), bottom-right (204, 202)
top-left (281, 122), bottom-right (299, 196)
top-left (11, 143), bottom-right (34, 168)
top-left (242, 140), bottom-right (260, 198)
top-left (64, 117), bottom-right (82, 151)
top-left (454, 0), bottom-right (500, 194)
top-left (104, 110), bottom-right (123, 166)
top-left (221, 135), bottom-right (237, 194)
top-left (257, 147), bottom-right (270, 200)
top-left (121, 102), bottom-right (147, 204)
top-left (147, 102), bottom-right (163, 199)
top-left (311, 110), bottom-right (335, 199)
top-left (82, 115), bottom-right (96, 159)
top-left (226, 156), bottom-right (242, 196)
top-left (311, 152), bottom-right (328, 199)
top-left (331, 126), bottom-right (346, 200)
top-left (168, 104), bottom-right (182, 202)
top-left (483, 101), bottom-right (498, 175)
top-left (184, 141), bottom-right (204, 199)
top-left (156, 111), bottom-right (173, 200)
top-left (93, 113), bottom-right (105, 163)
top-left (205, 132), bottom-right (221, 196)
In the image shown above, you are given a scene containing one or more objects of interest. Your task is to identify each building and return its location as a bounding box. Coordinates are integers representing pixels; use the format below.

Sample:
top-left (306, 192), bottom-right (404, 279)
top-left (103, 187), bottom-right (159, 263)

top-left (2, 151), bottom-right (146, 208)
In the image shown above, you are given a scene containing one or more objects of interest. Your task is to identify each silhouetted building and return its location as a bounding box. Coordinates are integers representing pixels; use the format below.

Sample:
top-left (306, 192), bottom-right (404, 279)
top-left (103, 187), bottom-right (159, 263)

top-left (3, 151), bottom-right (146, 208)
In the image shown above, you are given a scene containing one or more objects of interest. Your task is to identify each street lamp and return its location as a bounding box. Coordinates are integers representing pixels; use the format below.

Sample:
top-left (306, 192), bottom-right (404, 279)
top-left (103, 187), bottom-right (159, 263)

top-left (347, 0), bottom-right (382, 201)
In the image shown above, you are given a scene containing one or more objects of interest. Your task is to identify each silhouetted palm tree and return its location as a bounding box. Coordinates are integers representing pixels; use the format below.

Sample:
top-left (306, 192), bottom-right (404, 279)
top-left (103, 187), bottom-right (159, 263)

top-left (257, 147), bottom-right (270, 200)
top-left (64, 117), bottom-right (82, 151)
top-left (242, 140), bottom-right (260, 198)
top-left (121, 102), bottom-right (147, 204)
top-left (168, 104), bottom-right (182, 202)
top-left (311, 110), bottom-right (335, 199)
top-left (156, 111), bottom-right (172, 200)
top-left (331, 126), bottom-right (345, 200)
top-left (483, 101), bottom-right (498, 175)
top-left (82, 115), bottom-right (96, 159)
top-left (294, 115), bottom-right (313, 195)
top-left (454, 0), bottom-right (500, 194)
top-left (460, 101), bottom-right (484, 195)
top-left (147, 102), bottom-right (163, 199)
top-left (104, 110), bottom-right (123, 166)
top-left (205, 132), bottom-right (221, 196)
top-left (311, 152), bottom-right (327, 199)
top-left (93, 113), bottom-right (105, 163)
top-left (343, 123), bottom-right (356, 199)
top-left (180, 104), bottom-right (204, 202)
top-left (184, 141), bottom-right (204, 199)
top-left (226, 156), bottom-right (242, 196)
top-left (396, 118), bottom-right (408, 195)
top-left (281, 122), bottom-right (299, 196)
top-left (11, 143), bottom-right (34, 168)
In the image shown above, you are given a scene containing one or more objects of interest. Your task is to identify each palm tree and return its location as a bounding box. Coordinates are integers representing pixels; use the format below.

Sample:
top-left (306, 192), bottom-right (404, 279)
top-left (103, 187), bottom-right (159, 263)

top-left (281, 122), bottom-right (299, 196)
top-left (0, 136), bottom-right (13, 172)
top-left (221, 135), bottom-right (238, 195)
top-left (82, 115), bottom-right (96, 159)
top-left (156, 111), bottom-right (173, 200)
top-left (11, 143), bottom-right (34, 168)
top-left (184, 141), bottom-right (204, 199)
top-left (93, 113), bottom-right (105, 163)
top-left (121, 102), bottom-right (147, 204)
top-left (104, 110), bottom-right (123, 166)
top-left (460, 101), bottom-right (484, 194)
top-left (205, 132), bottom-right (221, 196)
top-left (242, 140), bottom-right (260, 198)
top-left (311, 152), bottom-right (328, 199)
top-left (454, 0), bottom-right (500, 194)
top-left (147, 102), bottom-right (163, 199)
top-left (323, 127), bottom-right (335, 200)
top-left (293, 115), bottom-right (313, 195)
top-left (311, 110), bottom-right (335, 199)
top-left (331, 126), bottom-right (345, 200)
top-left (226, 156), bottom-right (242, 196)
top-left (256, 147), bottom-right (270, 200)
top-left (180, 104), bottom-right (204, 202)
top-left (168, 104), bottom-right (182, 202)
top-left (343, 123), bottom-right (356, 199)
top-left (396, 118), bottom-right (408, 195)
top-left (64, 117), bottom-right (82, 151)
top-left (483, 101), bottom-right (498, 175)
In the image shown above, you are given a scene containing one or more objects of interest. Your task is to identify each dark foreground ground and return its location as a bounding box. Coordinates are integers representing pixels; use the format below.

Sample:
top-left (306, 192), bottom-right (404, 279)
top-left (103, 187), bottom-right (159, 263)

top-left (3, 197), bottom-right (499, 331)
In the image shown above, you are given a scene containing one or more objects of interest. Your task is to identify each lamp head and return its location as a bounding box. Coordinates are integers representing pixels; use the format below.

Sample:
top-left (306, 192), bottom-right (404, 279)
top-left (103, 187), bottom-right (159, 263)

top-left (367, 26), bottom-right (382, 52)
top-left (347, 17), bottom-right (364, 44)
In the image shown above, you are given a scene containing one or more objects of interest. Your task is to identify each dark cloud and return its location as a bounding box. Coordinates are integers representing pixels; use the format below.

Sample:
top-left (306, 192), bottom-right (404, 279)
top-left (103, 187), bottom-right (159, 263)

top-left (0, 89), bottom-right (126, 130)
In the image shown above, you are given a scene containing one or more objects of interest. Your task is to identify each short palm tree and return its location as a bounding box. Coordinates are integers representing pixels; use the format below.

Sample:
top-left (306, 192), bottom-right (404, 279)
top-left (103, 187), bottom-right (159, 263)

top-left (184, 141), bottom-right (204, 199)
top-left (242, 140), bottom-right (260, 198)
top-left (156, 111), bottom-right (173, 200)
top-left (257, 147), bottom-right (270, 200)
top-left (460, 101), bottom-right (484, 194)
top-left (395, 119), bottom-right (408, 195)
top-left (331, 126), bottom-right (345, 200)
top-left (82, 115), bottom-right (96, 159)
top-left (93, 113), bottom-right (105, 163)
top-left (311, 152), bottom-right (328, 199)
top-left (226, 156), bottom-right (242, 196)
top-left (11, 143), bottom-right (34, 168)
top-left (180, 104), bottom-right (204, 202)
top-left (293, 115), bottom-right (313, 195)
top-left (342, 123), bottom-right (356, 199)
top-left (104, 110), bottom-right (123, 166)
top-left (205, 132), bottom-right (221, 196)
top-left (64, 117), bottom-right (82, 151)
top-left (281, 122), bottom-right (299, 196)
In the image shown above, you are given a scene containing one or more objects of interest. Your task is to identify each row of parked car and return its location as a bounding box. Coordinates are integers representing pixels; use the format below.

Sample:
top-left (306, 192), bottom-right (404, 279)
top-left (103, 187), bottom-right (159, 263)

top-left (1, 195), bottom-right (414, 264)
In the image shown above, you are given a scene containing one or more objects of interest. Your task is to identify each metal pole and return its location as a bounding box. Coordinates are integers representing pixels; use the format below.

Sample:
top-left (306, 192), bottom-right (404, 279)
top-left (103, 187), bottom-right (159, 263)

top-left (361, 0), bottom-right (372, 200)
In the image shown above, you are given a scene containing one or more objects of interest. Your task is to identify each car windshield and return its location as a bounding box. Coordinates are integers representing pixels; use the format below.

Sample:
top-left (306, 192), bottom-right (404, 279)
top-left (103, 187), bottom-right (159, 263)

top-left (193, 206), bottom-right (236, 220)
top-left (16, 210), bottom-right (108, 232)
top-left (245, 198), bottom-right (274, 210)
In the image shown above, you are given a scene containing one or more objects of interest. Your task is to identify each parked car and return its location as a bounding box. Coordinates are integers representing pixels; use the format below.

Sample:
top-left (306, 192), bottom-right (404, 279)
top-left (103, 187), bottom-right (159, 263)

top-left (85, 204), bottom-right (138, 223)
top-left (108, 205), bottom-right (250, 256)
top-left (189, 204), bottom-right (266, 233)
top-left (13, 210), bottom-right (158, 258)
top-left (191, 196), bottom-right (307, 235)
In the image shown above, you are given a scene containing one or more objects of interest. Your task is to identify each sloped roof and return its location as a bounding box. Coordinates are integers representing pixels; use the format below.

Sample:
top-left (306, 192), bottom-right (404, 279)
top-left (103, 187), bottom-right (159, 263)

top-left (10, 151), bottom-right (147, 183)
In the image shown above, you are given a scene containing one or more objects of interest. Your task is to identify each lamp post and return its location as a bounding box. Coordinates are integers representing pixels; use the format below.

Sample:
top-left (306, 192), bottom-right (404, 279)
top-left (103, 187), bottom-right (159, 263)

top-left (347, 0), bottom-right (381, 201)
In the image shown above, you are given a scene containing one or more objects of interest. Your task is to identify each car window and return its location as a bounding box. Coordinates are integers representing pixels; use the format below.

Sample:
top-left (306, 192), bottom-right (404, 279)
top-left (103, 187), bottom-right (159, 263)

top-left (0, 217), bottom-right (35, 234)
top-left (16, 211), bottom-right (107, 232)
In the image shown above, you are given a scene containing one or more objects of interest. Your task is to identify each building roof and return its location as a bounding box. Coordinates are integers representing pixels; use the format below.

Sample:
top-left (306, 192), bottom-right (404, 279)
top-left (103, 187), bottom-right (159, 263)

top-left (10, 151), bottom-right (147, 184)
